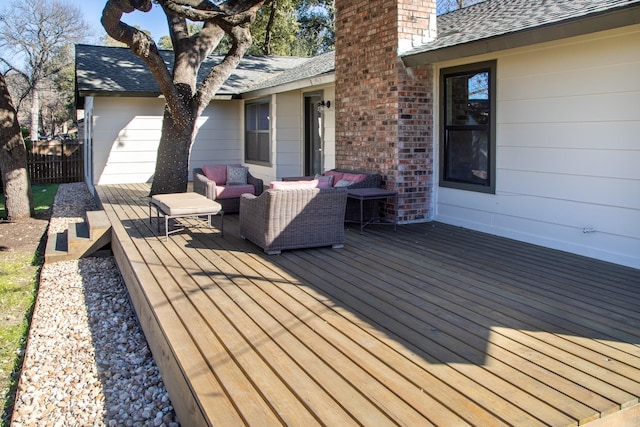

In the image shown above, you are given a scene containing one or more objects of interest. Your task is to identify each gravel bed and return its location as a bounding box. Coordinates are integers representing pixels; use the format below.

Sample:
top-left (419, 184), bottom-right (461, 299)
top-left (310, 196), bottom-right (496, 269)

top-left (12, 183), bottom-right (179, 427)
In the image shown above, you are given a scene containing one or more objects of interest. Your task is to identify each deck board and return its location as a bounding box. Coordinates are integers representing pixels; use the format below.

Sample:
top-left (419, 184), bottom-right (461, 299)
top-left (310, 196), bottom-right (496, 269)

top-left (96, 184), bottom-right (640, 427)
top-left (282, 250), bottom-right (579, 426)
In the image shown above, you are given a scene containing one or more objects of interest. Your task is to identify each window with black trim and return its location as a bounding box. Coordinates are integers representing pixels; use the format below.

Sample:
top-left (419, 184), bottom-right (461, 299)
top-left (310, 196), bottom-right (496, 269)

top-left (245, 100), bottom-right (270, 164)
top-left (440, 61), bottom-right (496, 193)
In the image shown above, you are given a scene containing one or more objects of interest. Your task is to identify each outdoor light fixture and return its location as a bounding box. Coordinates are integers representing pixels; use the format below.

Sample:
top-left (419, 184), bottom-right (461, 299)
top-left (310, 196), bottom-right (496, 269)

top-left (317, 100), bottom-right (331, 113)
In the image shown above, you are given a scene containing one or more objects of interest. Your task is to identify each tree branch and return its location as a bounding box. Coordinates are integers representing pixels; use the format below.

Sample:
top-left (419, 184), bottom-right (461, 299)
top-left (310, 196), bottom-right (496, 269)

top-left (153, 0), bottom-right (264, 114)
top-left (262, 0), bottom-right (277, 56)
top-left (162, 3), bottom-right (225, 102)
top-left (194, 23), bottom-right (253, 115)
top-left (101, 0), bottom-right (190, 124)
top-left (158, 0), bottom-right (260, 25)
top-left (158, 0), bottom-right (225, 21)
top-left (163, 4), bottom-right (224, 70)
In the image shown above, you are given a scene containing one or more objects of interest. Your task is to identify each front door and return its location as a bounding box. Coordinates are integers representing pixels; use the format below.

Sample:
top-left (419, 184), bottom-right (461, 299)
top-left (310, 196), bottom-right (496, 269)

top-left (304, 93), bottom-right (323, 176)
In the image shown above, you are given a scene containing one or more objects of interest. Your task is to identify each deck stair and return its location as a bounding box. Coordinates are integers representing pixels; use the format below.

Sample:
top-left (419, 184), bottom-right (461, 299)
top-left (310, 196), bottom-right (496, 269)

top-left (45, 210), bottom-right (112, 263)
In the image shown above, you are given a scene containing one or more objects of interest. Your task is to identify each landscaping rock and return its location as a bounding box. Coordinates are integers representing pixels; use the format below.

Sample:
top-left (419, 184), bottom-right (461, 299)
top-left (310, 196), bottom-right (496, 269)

top-left (12, 183), bottom-right (179, 426)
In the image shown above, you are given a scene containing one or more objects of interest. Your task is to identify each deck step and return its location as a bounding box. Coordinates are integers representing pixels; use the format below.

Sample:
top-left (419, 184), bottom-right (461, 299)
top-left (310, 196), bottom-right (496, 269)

top-left (45, 210), bottom-right (112, 264)
top-left (87, 210), bottom-right (111, 241)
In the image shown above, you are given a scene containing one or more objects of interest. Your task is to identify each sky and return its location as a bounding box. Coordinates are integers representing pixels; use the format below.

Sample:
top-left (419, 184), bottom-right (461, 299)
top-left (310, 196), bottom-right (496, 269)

top-left (69, 1), bottom-right (170, 44)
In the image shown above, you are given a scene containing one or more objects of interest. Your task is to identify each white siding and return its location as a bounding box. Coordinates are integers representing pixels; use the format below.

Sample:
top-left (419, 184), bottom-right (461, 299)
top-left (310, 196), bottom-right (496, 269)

top-left (435, 25), bottom-right (640, 268)
top-left (275, 91), bottom-right (303, 180)
top-left (246, 84), bottom-right (336, 186)
top-left (190, 100), bottom-right (243, 174)
top-left (279, 85), bottom-right (338, 174)
top-left (322, 85), bottom-right (337, 171)
top-left (92, 97), bottom-right (243, 185)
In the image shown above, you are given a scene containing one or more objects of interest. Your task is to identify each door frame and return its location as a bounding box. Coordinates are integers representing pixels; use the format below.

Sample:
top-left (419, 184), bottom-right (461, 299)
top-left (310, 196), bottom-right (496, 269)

top-left (303, 91), bottom-right (324, 176)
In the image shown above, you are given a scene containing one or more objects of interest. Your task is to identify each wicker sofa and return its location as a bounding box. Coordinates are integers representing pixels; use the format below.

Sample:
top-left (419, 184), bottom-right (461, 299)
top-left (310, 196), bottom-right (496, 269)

top-left (193, 166), bottom-right (264, 213)
top-left (283, 168), bottom-right (381, 221)
top-left (239, 187), bottom-right (348, 255)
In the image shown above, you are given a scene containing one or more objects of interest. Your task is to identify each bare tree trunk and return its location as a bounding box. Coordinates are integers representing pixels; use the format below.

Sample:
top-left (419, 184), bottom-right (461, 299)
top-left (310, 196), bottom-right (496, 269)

top-left (149, 106), bottom-right (196, 195)
top-left (30, 86), bottom-right (39, 141)
top-left (0, 74), bottom-right (34, 220)
top-left (101, 0), bottom-right (265, 196)
top-left (263, 2), bottom-right (277, 55)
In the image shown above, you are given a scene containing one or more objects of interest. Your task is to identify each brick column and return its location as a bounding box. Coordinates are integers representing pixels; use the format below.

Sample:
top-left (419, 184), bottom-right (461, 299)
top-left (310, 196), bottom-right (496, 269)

top-left (335, 1), bottom-right (435, 222)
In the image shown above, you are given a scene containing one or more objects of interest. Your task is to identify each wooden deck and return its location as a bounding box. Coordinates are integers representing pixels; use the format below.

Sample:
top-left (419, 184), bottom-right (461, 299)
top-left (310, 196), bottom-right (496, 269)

top-left (96, 183), bottom-right (640, 427)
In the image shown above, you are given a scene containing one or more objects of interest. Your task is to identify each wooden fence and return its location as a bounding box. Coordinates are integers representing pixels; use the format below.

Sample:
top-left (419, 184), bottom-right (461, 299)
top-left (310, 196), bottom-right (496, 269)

top-left (26, 139), bottom-right (84, 184)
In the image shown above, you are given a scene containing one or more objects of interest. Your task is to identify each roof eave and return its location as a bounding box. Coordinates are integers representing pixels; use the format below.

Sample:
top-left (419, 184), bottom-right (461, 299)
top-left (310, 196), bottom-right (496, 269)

top-left (402, 5), bottom-right (640, 67)
top-left (76, 90), bottom-right (237, 101)
top-left (77, 90), bottom-right (161, 98)
top-left (242, 72), bottom-right (335, 99)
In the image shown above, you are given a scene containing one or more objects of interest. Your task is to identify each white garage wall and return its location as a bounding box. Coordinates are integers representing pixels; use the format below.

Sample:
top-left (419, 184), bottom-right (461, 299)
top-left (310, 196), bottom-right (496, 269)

top-left (91, 97), bottom-right (243, 186)
top-left (435, 25), bottom-right (640, 268)
top-left (190, 100), bottom-right (244, 173)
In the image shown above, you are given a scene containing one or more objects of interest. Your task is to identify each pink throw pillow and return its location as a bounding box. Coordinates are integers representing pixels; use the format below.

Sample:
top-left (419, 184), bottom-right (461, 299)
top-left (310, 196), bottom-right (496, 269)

top-left (323, 170), bottom-right (344, 185)
top-left (314, 174), bottom-right (334, 187)
top-left (202, 164), bottom-right (242, 184)
top-left (316, 178), bottom-right (331, 189)
top-left (202, 165), bottom-right (228, 184)
top-left (341, 173), bottom-right (367, 184)
top-left (269, 180), bottom-right (322, 190)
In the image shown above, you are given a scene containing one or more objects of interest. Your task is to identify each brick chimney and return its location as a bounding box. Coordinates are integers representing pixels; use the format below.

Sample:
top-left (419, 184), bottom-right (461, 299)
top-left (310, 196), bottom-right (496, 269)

top-left (335, 0), bottom-right (436, 223)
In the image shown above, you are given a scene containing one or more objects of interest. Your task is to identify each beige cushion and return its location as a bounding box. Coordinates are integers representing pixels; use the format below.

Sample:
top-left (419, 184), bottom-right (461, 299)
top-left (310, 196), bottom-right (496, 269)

top-left (152, 192), bottom-right (222, 216)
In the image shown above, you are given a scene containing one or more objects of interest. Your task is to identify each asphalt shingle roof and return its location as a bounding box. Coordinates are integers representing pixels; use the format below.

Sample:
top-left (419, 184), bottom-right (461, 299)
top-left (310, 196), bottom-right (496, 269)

top-left (244, 50), bottom-right (335, 92)
top-left (404, 0), bottom-right (640, 57)
top-left (75, 44), bottom-right (308, 97)
top-left (76, 0), bottom-right (639, 97)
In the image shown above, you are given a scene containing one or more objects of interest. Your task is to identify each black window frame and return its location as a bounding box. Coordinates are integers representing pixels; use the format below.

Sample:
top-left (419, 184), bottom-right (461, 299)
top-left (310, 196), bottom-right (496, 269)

top-left (244, 99), bottom-right (271, 165)
top-left (440, 60), bottom-right (496, 194)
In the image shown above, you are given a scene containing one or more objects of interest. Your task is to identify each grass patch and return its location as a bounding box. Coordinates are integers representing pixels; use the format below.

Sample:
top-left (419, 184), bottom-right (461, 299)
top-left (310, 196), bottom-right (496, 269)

top-left (0, 182), bottom-right (57, 425)
top-left (0, 183), bottom-right (59, 218)
top-left (0, 253), bottom-right (39, 426)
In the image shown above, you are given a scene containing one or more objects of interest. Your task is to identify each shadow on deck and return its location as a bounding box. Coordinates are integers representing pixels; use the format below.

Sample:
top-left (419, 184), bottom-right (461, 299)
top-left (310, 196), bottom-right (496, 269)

top-left (97, 183), bottom-right (640, 427)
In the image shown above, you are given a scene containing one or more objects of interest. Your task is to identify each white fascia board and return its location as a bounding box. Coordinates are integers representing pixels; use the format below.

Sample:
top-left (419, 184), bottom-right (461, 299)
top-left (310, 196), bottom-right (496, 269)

top-left (242, 73), bottom-right (335, 99)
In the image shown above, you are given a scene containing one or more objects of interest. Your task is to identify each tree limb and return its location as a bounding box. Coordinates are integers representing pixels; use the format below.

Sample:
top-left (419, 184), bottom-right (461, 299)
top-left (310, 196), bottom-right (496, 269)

top-left (101, 0), bottom-right (190, 125)
top-left (194, 23), bottom-right (253, 115)
top-left (154, 0), bottom-right (264, 114)
top-left (159, 0), bottom-right (260, 25)
top-left (262, 0), bottom-right (277, 55)
top-left (163, 3), bottom-right (225, 93)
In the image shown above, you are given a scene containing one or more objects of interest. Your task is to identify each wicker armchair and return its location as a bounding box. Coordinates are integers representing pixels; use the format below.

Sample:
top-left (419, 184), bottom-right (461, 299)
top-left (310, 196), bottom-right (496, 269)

top-left (239, 187), bottom-right (348, 255)
top-left (193, 167), bottom-right (263, 213)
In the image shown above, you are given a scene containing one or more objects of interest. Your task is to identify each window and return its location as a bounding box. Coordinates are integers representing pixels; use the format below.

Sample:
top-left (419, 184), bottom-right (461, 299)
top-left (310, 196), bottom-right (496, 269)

top-left (440, 61), bottom-right (496, 193)
top-left (245, 100), bottom-right (270, 164)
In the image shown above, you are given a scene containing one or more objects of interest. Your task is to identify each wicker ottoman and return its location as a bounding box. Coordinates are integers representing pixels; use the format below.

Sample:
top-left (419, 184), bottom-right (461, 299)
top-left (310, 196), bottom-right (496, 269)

top-left (149, 192), bottom-right (223, 241)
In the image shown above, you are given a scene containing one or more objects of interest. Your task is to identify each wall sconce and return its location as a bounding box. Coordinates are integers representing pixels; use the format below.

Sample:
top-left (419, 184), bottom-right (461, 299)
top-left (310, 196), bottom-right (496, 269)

top-left (318, 100), bottom-right (331, 113)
